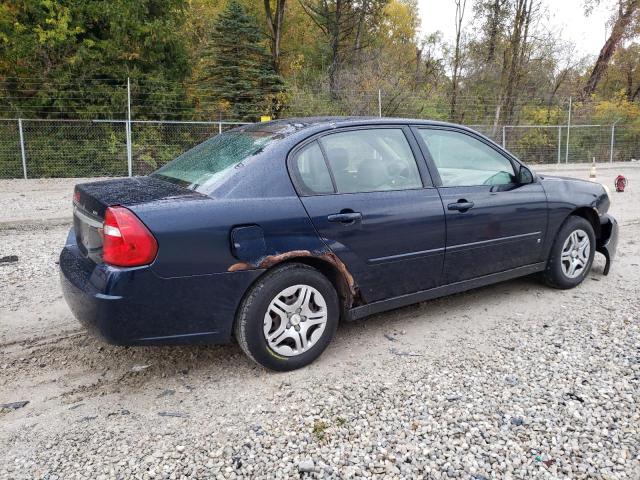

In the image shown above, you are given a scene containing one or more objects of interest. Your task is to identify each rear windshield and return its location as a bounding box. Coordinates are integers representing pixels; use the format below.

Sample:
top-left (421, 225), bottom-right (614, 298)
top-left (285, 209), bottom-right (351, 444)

top-left (152, 129), bottom-right (278, 190)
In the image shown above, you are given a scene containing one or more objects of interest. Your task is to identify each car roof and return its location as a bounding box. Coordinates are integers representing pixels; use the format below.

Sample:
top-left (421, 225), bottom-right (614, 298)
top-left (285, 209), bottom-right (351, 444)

top-left (234, 115), bottom-right (505, 159)
top-left (250, 116), bottom-right (461, 133)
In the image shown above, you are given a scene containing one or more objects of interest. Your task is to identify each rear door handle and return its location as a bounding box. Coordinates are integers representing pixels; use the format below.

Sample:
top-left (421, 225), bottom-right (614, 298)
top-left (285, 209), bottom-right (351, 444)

top-left (327, 212), bottom-right (362, 224)
top-left (447, 200), bottom-right (475, 212)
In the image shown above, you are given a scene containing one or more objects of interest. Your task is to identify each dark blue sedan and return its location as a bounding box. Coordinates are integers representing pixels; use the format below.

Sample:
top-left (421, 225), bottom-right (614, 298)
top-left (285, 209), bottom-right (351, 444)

top-left (60, 117), bottom-right (618, 370)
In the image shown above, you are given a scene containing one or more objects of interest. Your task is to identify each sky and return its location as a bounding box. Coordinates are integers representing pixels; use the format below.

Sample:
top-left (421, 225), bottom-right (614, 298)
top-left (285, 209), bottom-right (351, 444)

top-left (417, 0), bottom-right (613, 58)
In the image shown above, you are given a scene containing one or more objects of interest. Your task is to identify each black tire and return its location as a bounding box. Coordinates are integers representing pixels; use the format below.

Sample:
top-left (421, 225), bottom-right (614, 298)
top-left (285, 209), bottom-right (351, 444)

top-left (543, 215), bottom-right (596, 289)
top-left (234, 263), bottom-right (339, 371)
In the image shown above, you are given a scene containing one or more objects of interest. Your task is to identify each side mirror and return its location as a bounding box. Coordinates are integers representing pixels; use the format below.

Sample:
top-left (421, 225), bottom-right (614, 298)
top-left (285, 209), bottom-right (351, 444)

top-left (517, 165), bottom-right (534, 185)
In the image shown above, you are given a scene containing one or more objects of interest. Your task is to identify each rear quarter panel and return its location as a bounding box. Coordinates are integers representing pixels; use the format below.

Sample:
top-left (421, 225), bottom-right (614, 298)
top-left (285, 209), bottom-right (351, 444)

top-left (130, 136), bottom-right (331, 279)
top-left (132, 196), bottom-right (330, 278)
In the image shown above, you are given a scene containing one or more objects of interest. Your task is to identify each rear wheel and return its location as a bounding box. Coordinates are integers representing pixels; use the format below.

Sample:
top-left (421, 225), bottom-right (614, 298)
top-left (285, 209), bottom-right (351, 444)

top-left (235, 263), bottom-right (339, 371)
top-left (544, 216), bottom-right (595, 289)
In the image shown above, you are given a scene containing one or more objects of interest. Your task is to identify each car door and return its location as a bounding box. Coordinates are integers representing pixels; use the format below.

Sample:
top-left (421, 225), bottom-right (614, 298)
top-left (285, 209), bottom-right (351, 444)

top-left (289, 126), bottom-right (446, 303)
top-left (412, 126), bottom-right (548, 284)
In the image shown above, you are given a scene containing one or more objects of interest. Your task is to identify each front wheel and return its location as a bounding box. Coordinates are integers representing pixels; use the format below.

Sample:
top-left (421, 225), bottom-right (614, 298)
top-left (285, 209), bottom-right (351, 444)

top-left (543, 216), bottom-right (595, 289)
top-left (234, 263), bottom-right (339, 371)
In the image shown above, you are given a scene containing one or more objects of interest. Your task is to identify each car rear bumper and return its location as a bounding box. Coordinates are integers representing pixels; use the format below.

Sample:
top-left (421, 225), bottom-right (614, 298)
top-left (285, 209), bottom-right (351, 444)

top-left (59, 229), bottom-right (263, 345)
top-left (596, 213), bottom-right (618, 275)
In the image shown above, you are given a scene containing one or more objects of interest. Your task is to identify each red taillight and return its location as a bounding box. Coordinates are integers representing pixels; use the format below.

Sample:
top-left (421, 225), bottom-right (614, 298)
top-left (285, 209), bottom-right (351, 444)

top-left (73, 190), bottom-right (80, 204)
top-left (102, 206), bottom-right (158, 267)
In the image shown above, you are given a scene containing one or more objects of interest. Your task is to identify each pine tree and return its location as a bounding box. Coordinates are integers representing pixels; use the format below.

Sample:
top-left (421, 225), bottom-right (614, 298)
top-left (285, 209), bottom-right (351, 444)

top-left (205, 0), bottom-right (284, 120)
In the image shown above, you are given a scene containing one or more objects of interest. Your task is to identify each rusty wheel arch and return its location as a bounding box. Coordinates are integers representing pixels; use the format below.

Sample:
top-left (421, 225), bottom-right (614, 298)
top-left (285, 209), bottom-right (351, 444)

top-left (287, 254), bottom-right (361, 311)
top-left (230, 251), bottom-right (361, 321)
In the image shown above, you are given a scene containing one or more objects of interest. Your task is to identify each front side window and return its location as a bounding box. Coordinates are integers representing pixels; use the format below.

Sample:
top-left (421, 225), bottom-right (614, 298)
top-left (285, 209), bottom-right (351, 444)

top-left (418, 129), bottom-right (516, 187)
top-left (319, 129), bottom-right (422, 194)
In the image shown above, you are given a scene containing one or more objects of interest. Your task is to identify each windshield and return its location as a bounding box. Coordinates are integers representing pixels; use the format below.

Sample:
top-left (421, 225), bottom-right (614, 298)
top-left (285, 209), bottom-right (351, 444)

top-left (152, 130), bottom-right (278, 190)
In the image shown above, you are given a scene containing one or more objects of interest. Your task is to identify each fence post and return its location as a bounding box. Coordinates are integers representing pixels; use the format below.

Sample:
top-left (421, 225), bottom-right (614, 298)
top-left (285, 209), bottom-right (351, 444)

top-left (126, 77), bottom-right (133, 177)
top-left (557, 126), bottom-right (561, 164)
top-left (378, 89), bottom-right (382, 118)
top-left (18, 118), bottom-right (27, 179)
top-left (609, 121), bottom-right (618, 163)
top-left (565, 96), bottom-right (572, 164)
top-left (502, 126), bottom-right (506, 148)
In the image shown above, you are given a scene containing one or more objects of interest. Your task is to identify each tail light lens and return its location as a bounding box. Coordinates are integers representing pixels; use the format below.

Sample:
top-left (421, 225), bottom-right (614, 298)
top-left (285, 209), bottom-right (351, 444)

top-left (102, 206), bottom-right (158, 267)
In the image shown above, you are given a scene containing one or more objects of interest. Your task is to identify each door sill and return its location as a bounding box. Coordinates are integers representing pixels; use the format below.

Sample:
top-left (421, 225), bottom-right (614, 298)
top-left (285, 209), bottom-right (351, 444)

top-left (347, 262), bottom-right (546, 321)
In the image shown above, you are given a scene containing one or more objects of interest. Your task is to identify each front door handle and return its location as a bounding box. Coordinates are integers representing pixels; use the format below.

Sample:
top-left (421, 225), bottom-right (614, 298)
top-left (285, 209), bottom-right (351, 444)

top-left (327, 211), bottom-right (362, 224)
top-left (447, 200), bottom-right (475, 212)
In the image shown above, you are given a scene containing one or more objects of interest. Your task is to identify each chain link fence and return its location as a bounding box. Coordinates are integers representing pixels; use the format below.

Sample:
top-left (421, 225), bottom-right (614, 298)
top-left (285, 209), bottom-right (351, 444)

top-left (0, 119), bottom-right (248, 179)
top-left (22, 120), bottom-right (128, 178)
top-left (0, 118), bottom-right (638, 179)
top-left (499, 125), bottom-right (640, 164)
top-left (0, 119), bottom-right (22, 178)
top-left (130, 121), bottom-right (247, 175)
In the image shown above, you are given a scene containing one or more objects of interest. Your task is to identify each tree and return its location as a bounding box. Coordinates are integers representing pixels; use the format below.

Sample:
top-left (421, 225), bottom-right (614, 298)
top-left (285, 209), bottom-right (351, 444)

top-left (582, 0), bottom-right (639, 98)
top-left (203, 0), bottom-right (284, 120)
top-left (299, 0), bottom-right (357, 97)
top-left (0, 0), bottom-right (192, 119)
top-left (341, 0), bottom-right (421, 115)
top-left (264, 0), bottom-right (287, 74)
top-left (476, 0), bottom-right (509, 62)
top-left (415, 32), bottom-right (446, 92)
top-left (596, 43), bottom-right (640, 101)
top-left (619, 44), bottom-right (640, 100)
top-left (298, 0), bottom-right (387, 98)
top-left (450, 0), bottom-right (467, 121)
top-left (487, 0), bottom-right (537, 129)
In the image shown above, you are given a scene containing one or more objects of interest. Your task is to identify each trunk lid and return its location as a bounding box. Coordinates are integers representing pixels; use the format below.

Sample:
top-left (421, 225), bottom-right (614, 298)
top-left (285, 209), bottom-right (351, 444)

top-left (73, 176), bottom-right (205, 263)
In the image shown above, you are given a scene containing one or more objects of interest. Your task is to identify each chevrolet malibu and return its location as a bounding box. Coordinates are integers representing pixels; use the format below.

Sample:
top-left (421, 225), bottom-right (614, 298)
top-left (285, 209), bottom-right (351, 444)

top-left (60, 117), bottom-right (618, 371)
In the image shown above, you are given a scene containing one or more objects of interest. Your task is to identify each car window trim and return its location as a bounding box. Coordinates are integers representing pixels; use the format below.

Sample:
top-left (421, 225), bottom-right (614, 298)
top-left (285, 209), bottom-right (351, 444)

top-left (315, 138), bottom-right (339, 193)
top-left (410, 125), bottom-right (523, 188)
top-left (287, 124), bottom-right (433, 197)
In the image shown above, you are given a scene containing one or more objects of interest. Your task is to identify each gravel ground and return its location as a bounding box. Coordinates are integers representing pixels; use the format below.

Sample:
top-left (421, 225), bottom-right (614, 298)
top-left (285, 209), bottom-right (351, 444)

top-left (0, 163), bottom-right (639, 479)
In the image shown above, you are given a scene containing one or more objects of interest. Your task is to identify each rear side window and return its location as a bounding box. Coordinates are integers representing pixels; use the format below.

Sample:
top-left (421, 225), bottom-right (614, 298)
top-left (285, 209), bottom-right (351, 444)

top-left (418, 129), bottom-right (516, 187)
top-left (292, 141), bottom-right (334, 195)
top-left (319, 129), bottom-right (422, 193)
